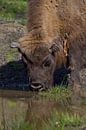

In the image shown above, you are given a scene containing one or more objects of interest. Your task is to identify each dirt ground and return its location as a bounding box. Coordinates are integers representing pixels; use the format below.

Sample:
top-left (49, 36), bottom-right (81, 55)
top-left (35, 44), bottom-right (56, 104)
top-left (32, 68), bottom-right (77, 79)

top-left (0, 22), bottom-right (29, 90)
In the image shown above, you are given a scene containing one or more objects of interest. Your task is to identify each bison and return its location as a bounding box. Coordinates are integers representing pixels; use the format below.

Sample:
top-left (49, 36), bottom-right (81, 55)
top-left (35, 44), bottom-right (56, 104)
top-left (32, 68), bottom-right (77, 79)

top-left (12, 0), bottom-right (86, 91)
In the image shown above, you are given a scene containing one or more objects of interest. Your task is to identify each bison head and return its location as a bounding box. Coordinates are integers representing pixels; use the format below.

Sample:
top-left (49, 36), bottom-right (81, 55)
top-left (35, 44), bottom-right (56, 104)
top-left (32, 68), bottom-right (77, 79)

top-left (11, 36), bottom-right (68, 91)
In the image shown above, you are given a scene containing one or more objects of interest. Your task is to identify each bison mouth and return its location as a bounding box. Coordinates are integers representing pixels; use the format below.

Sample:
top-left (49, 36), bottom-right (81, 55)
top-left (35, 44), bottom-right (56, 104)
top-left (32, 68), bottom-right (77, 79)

top-left (29, 80), bottom-right (51, 91)
top-left (29, 83), bottom-right (46, 91)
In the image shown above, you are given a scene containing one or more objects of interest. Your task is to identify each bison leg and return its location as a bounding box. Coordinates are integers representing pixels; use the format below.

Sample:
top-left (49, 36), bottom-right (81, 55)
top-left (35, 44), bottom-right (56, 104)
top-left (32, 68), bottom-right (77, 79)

top-left (68, 68), bottom-right (81, 93)
top-left (68, 52), bottom-right (82, 94)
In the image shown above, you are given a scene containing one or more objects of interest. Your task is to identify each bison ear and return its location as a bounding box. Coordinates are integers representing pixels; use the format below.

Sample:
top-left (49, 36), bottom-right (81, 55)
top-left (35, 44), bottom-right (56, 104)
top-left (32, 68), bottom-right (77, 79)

top-left (49, 38), bottom-right (63, 56)
top-left (49, 38), bottom-right (69, 57)
top-left (63, 39), bottom-right (69, 56)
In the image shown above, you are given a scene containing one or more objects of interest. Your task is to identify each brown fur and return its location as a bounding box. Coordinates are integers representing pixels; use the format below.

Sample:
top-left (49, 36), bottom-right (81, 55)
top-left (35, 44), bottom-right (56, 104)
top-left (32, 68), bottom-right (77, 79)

top-left (18, 0), bottom-right (86, 91)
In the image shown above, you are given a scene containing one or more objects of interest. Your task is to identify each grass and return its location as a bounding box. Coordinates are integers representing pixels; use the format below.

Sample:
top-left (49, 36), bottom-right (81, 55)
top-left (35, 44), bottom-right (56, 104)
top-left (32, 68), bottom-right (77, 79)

top-left (6, 121), bottom-right (35, 130)
top-left (5, 49), bottom-right (18, 62)
top-left (0, 88), bottom-right (86, 130)
top-left (0, 0), bottom-right (27, 24)
top-left (42, 112), bottom-right (86, 130)
top-left (39, 87), bottom-right (72, 101)
top-left (1, 111), bottom-right (86, 130)
top-left (0, 1), bottom-right (86, 129)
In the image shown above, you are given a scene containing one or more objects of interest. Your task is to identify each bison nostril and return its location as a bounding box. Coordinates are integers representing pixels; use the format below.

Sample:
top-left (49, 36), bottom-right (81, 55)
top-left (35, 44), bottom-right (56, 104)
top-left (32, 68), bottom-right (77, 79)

top-left (31, 82), bottom-right (42, 89)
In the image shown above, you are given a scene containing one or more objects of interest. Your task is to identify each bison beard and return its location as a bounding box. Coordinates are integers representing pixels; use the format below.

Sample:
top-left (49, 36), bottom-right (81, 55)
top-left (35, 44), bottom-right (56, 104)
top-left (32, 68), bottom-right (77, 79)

top-left (12, 0), bottom-right (86, 92)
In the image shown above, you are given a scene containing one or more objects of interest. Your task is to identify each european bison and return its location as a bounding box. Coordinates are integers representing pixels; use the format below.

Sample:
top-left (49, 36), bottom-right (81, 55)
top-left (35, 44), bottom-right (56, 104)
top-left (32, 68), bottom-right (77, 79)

top-left (13, 0), bottom-right (86, 91)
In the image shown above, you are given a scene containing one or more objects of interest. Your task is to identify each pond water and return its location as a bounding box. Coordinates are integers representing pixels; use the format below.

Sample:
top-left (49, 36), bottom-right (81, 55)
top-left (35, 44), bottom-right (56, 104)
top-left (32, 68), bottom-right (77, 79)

top-left (0, 90), bottom-right (86, 130)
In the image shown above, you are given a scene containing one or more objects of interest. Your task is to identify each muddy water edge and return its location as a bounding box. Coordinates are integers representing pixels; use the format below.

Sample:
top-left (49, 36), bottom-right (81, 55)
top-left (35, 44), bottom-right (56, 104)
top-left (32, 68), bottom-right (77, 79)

top-left (0, 90), bottom-right (86, 130)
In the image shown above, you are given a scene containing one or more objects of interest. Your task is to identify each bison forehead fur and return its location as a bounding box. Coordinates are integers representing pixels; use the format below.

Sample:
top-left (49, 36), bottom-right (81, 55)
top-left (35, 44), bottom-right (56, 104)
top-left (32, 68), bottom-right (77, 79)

top-left (16, 0), bottom-right (86, 91)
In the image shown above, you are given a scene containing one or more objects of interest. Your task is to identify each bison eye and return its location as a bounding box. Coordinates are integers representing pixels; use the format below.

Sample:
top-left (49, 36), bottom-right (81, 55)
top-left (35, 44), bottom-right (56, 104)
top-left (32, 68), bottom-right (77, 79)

top-left (23, 54), bottom-right (28, 60)
top-left (43, 60), bottom-right (51, 67)
top-left (28, 58), bottom-right (33, 64)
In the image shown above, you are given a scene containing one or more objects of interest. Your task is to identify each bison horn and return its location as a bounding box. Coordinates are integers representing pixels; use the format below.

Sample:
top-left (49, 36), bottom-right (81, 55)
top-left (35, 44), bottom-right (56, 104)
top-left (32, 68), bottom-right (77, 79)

top-left (10, 42), bottom-right (20, 48)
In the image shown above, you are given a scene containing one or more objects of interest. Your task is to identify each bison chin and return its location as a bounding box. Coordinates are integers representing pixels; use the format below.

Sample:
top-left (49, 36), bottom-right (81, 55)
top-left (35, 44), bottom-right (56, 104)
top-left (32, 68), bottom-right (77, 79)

top-left (28, 77), bottom-right (53, 91)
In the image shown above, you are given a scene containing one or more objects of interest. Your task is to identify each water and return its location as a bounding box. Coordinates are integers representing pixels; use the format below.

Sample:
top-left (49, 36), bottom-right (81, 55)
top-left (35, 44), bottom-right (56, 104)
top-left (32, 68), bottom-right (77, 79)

top-left (0, 90), bottom-right (86, 130)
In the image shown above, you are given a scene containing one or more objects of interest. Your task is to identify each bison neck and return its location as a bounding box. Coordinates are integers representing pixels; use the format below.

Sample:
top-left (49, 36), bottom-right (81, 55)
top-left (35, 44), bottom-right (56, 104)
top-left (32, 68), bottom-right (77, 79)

top-left (27, 0), bottom-right (60, 41)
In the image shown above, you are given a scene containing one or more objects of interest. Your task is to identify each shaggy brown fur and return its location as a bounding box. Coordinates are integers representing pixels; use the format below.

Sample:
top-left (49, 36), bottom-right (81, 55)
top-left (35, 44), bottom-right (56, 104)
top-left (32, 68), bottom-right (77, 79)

top-left (17, 0), bottom-right (86, 92)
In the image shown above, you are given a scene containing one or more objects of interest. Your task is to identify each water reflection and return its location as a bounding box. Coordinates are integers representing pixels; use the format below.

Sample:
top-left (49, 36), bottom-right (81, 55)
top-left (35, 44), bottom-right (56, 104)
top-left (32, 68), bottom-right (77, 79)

top-left (0, 90), bottom-right (86, 130)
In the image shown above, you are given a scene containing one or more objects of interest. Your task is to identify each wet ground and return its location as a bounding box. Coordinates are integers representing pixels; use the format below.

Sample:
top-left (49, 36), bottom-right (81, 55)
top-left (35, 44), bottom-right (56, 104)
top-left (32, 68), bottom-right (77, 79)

top-left (0, 90), bottom-right (86, 130)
